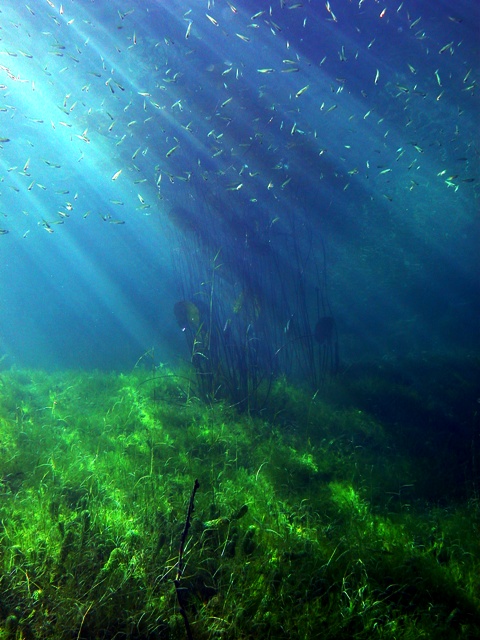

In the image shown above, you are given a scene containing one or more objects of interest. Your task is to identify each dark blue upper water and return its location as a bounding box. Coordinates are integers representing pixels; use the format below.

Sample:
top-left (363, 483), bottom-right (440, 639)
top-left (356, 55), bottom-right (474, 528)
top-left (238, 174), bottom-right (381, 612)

top-left (0, 0), bottom-right (478, 371)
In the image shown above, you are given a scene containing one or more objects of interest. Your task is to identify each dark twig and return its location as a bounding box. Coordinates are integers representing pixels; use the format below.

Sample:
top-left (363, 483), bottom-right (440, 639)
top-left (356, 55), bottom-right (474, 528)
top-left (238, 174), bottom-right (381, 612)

top-left (174, 479), bottom-right (200, 640)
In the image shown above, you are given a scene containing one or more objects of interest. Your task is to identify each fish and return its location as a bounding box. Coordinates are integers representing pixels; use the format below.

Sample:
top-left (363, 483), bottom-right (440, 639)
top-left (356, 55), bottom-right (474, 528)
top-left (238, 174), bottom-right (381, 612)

top-left (166, 145), bottom-right (179, 158)
top-left (325, 1), bottom-right (338, 22)
top-left (205, 14), bottom-right (219, 26)
top-left (439, 41), bottom-right (454, 54)
top-left (295, 85), bottom-right (309, 98)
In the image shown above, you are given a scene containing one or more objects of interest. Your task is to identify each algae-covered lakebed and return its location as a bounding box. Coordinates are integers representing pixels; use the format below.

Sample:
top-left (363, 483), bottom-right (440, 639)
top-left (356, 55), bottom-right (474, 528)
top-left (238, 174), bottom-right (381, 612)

top-left (0, 356), bottom-right (479, 639)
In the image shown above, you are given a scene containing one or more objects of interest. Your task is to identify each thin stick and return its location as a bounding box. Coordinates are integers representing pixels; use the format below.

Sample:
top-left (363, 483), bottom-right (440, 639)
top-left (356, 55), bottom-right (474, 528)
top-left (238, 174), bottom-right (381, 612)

top-left (174, 479), bottom-right (200, 640)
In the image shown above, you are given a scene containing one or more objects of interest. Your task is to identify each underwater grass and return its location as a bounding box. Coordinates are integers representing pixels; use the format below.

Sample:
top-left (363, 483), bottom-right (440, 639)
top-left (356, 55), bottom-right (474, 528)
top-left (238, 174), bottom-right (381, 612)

top-left (0, 356), bottom-right (479, 639)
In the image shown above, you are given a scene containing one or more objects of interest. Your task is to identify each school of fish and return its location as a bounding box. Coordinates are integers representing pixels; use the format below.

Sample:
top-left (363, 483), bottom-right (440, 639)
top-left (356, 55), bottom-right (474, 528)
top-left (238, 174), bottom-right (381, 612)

top-left (0, 0), bottom-right (477, 238)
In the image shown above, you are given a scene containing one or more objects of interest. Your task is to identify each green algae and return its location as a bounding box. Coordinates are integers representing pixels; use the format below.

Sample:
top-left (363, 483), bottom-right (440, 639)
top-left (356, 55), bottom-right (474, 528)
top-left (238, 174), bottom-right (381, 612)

top-left (0, 357), bottom-right (478, 639)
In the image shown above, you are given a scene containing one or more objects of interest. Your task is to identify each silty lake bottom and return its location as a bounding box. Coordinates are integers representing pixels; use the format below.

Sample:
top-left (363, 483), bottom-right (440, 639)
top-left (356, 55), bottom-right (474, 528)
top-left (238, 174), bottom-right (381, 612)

top-left (0, 0), bottom-right (479, 638)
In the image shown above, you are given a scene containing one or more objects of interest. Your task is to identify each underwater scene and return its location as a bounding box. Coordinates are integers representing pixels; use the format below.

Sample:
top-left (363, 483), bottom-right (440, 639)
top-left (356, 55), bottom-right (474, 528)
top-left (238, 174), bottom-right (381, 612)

top-left (0, 1), bottom-right (479, 638)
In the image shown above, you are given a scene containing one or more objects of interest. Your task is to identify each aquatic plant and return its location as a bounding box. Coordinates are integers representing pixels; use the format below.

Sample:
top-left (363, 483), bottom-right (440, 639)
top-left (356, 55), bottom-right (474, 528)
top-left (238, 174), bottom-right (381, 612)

top-left (0, 359), bottom-right (479, 638)
top-left (169, 198), bottom-right (338, 412)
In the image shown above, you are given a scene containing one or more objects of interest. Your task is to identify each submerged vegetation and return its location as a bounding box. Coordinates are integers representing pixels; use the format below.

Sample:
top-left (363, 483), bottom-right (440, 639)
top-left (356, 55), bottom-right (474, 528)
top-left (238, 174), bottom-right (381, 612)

top-left (169, 201), bottom-right (339, 413)
top-left (0, 354), bottom-right (478, 639)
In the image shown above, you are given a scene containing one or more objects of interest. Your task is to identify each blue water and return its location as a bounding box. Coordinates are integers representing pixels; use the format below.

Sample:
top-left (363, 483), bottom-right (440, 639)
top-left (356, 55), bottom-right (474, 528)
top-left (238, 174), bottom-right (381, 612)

top-left (0, 0), bottom-right (478, 371)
